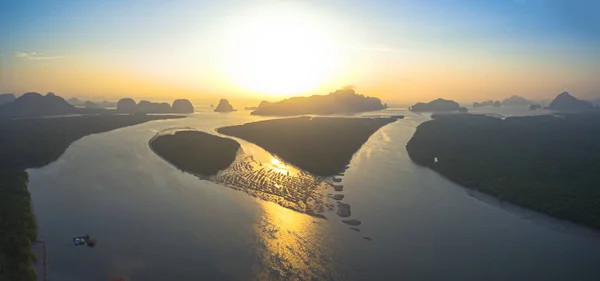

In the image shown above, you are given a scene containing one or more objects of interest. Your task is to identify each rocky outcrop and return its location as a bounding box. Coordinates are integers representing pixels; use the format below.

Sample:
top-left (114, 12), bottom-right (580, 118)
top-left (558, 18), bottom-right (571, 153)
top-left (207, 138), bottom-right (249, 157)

top-left (529, 104), bottom-right (541, 110)
top-left (85, 101), bottom-right (100, 109)
top-left (502, 95), bottom-right (533, 106)
top-left (117, 98), bottom-right (137, 113)
top-left (548, 92), bottom-right (594, 112)
top-left (214, 99), bottom-right (235, 112)
top-left (137, 100), bottom-right (171, 113)
top-left (67, 97), bottom-right (84, 106)
top-left (102, 100), bottom-right (117, 108)
top-left (0, 92), bottom-right (76, 117)
top-left (258, 100), bottom-right (272, 108)
top-left (119, 98), bottom-right (194, 114)
top-left (0, 93), bottom-right (16, 105)
top-left (473, 100), bottom-right (501, 107)
top-left (171, 99), bottom-right (194, 113)
top-left (410, 98), bottom-right (460, 112)
top-left (250, 88), bottom-right (386, 116)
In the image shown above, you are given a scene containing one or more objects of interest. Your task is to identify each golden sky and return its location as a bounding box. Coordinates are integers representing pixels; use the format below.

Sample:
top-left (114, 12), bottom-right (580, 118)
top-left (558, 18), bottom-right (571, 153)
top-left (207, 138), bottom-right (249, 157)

top-left (1, 0), bottom-right (599, 104)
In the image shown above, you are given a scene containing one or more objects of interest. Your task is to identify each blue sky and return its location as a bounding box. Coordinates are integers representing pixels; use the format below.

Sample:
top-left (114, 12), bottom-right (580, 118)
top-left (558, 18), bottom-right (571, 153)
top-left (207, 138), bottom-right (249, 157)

top-left (1, 0), bottom-right (598, 102)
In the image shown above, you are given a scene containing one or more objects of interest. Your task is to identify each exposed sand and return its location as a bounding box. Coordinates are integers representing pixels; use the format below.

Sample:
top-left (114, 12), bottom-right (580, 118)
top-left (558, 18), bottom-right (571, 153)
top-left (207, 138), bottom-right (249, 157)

top-left (211, 154), bottom-right (333, 216)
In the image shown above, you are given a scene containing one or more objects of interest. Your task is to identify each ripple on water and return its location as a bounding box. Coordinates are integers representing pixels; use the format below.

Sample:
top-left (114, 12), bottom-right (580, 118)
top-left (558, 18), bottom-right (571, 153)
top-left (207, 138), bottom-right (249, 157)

top-left (210, 154), bottom-right (334, 217)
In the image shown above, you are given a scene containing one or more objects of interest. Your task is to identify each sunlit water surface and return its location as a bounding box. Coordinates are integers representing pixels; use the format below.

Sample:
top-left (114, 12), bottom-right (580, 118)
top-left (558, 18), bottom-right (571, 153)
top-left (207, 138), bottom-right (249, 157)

top-left (28, 107), bottom-right (600, 281)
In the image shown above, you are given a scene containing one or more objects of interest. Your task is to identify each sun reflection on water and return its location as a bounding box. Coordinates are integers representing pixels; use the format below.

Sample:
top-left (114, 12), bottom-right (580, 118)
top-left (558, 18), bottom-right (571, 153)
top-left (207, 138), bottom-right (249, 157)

top-left (269, 158), bottom-right (294, 175)
top-left (254, 201), bottom-right (338, 280)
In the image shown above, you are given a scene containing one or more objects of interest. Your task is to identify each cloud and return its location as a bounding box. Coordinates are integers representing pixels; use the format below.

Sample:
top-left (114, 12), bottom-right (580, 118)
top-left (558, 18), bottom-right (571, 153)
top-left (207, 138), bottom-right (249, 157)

top-left (13, 52), bottom-right (67, 60)
top-left (343, 45), bottom-right (398, 52)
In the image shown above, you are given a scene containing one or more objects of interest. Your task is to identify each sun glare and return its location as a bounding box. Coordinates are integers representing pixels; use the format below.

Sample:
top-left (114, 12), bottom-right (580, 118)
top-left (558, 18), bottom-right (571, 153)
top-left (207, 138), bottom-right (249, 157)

top-left (223, 7), bottom-right (338, 97)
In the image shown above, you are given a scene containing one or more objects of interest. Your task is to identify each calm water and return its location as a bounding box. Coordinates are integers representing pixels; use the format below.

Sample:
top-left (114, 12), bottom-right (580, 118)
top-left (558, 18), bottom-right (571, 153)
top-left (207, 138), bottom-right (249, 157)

top-left (28, 107), bottom-right (600, 281)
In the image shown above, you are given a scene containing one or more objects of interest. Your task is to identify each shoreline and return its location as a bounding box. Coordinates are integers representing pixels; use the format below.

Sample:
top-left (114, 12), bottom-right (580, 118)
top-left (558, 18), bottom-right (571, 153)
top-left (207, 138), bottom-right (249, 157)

top-left (148, 129), bottom-right (333, 218)
top-left (465, 187), bottom-right (600, 239)
top-left (406, 113), bottom-right (600, 232)
top-left (0, 115), bottom-right (186, 281)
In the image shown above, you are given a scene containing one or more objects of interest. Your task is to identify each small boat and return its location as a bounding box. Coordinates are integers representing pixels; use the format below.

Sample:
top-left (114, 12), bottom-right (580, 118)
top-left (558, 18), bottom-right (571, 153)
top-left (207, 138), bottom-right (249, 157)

top-left (73, 234), bottom-right (97, 248)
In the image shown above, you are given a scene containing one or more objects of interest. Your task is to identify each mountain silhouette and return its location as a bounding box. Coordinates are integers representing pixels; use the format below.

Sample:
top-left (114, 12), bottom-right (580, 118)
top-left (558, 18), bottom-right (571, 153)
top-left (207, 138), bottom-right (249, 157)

top-left (214, 99), bottom-right (235, 112)
top-left (501, 95), bottom-right (533, 106)
top-left (410, 98), bottom-right (460, 112)
top-left (250, 88), bottom-right (385, 116)
top-left (0, 93), bottom-right (16, 105)
top-left (0, 92), bottom-right (75, 118)
top-left (548, 92), bottom-right (594, 112)
top-left (172, 99), bottom-right (194, 113)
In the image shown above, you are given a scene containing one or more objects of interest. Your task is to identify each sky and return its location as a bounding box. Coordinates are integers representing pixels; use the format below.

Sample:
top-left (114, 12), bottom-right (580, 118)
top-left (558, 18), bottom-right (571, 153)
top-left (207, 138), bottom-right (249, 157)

top-left (0, 0), bottom-right (599, 104)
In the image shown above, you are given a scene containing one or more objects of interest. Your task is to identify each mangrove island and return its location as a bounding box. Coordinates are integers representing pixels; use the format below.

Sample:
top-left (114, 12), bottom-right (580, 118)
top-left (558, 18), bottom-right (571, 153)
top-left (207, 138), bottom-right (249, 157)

top-left (150, 131), bottom-right (240, 176)
top-left (217, 116), bottom-right (396, 176)
top-left (406, 112), bottom-right (600, 229)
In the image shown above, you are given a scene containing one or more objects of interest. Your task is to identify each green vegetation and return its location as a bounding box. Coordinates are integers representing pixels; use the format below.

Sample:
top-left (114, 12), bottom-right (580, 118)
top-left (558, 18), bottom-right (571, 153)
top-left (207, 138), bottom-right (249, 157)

top-left (150, 131), bottom-right (241, 176)
top-left (406, 113), bottom-right (600, 229)
top-left (0, 172), bottom-right (37, 281)
top-left (0, 114), bottom-right (184, 171)
top-left (0, 114), bottom-right (184, 280)
top-left (218, 117), bottom-right (396, 176)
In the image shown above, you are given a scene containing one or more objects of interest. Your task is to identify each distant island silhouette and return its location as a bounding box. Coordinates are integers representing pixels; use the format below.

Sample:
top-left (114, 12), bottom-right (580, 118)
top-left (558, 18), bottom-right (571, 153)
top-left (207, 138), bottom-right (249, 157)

top-left (548, 92), bottom-right (594, 112)
top-left (84, 101), bottom-right (100, 109)
top-left (217, 117), bottom-right (396, 176)
top-left (406, 112), bottom-right (600, 230)
top-left (410, 98), bottom-right (461, 112)
top-left (473, 100), bottom-right (501, 107)
top-left (0, 93), bottom-right (16, 105)
top-left (501, 95), bottom-right (533, 106)
top-left (117, 98), bottom-right (195, 114)
top-left (172, 99), bottom-right (194, 113)
top-left (0, 93), bottom-right (194, 118)
top-left (0, 92), bottom-right (76, 118)
top-left (0, 113), bottom-right (184, 280)
top-left (214, 99), bottom-right (236, 112)
top-left (150, 131), bottom-right (240, 176)
top-left (250, 88), bottom-right (386, 116)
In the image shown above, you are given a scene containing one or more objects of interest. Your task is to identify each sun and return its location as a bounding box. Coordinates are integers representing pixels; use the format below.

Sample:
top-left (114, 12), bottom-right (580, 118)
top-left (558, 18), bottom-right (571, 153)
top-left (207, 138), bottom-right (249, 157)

top-left (223, 7), bottom-right (338, 97)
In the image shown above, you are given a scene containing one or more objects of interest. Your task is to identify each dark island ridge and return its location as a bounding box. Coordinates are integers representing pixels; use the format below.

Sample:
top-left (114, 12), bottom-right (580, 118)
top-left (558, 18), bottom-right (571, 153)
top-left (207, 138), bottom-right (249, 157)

top-left (406, 113), bottom-right (600, 229)
top-left (150, 131), bottom-right (240, 176)
top-left (250, 88), bottom-right (386, 116)
top-left (217, 117), bottom-right (397, 176)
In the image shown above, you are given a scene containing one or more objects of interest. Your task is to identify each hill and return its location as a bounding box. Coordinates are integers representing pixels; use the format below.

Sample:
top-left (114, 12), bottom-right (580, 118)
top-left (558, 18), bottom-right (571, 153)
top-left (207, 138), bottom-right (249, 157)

top-left (548, 92), bottom-right (594, 112)
top-left (0, 93), bottom-right (16, 105)
top-left (214, 99), bottom-right (235, 112)
top-left (250, 88), bottom-right (386, 116)
top-left (0, 92), bottom-right (75, 118)
top-left (410, 98), bottom-right (460, 112)
top-left (501, 95), bottom-right (533, 106)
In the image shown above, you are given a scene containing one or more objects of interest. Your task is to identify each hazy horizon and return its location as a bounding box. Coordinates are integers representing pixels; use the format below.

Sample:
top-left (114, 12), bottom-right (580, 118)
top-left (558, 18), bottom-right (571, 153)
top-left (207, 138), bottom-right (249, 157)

top-left (1, 0), bottom-right (599, 103)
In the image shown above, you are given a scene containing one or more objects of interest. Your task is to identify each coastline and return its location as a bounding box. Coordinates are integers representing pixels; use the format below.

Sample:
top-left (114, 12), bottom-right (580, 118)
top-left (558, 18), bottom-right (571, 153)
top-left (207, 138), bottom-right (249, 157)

top-left (422, 166), bottom-right (600, 239)
top-left (148, 129), bottom-right (333, 218)
top-left (0, 115), bottom-right (186, 281)
top-left (406, 113), bottom-right (600, 231)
